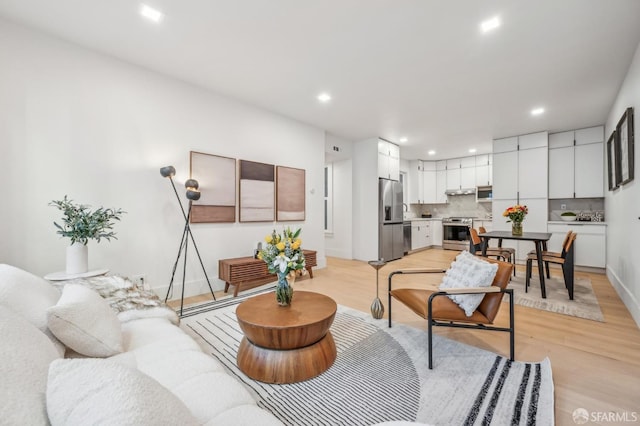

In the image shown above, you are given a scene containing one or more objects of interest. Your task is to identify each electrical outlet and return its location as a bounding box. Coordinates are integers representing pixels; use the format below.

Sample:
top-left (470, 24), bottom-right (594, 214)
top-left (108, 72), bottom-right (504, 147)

top-left (131, 274), bottom-right (147, 289)
top-left (561, 204), bottom-right (567, 210)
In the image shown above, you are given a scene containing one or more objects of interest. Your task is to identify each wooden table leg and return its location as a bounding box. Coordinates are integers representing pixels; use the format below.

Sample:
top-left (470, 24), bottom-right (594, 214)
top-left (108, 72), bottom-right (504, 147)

top-left (306, 266), bottom-right (314, 278)
top-left (224, 282), bottom-right (230, 293)
top-left (535, 241), bottom-right (547, 298)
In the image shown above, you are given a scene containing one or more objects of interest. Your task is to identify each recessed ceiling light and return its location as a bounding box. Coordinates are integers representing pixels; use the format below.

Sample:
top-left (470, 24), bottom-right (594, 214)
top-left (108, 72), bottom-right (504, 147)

top-left (428, 150), bottom-right (436, 156)
top-left (469, 148), bottom-right (477, 153)
top-left (140, 4), bottom-right (164, 23)
top-left (399, 137), bottom-right (408, 143)
top-left (481, 16), bottom-right (501, 33)
top-left (531, 107), bottom-right (545, 116)
top-left (317, 93), bottom-right (332, 103)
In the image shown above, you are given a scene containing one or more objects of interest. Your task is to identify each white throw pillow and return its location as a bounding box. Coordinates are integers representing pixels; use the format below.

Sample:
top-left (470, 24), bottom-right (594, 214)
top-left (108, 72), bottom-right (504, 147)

top-left (47, 358), bottom-right (199, 426)
top-left (47, 284), bottom-right (123, 357)
top-left (0, 305), bottom-right (61, 425)
top-left (439, 251), bottom-right (499, 316)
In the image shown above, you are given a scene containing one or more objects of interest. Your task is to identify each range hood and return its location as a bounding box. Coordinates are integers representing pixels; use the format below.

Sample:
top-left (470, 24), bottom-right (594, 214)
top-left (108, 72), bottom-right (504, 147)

top-left (445, 187), bottom-right (476, 196)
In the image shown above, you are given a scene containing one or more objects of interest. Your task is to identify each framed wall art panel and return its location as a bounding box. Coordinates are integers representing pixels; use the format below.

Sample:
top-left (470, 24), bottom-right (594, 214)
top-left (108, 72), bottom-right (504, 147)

top-left (607, 131), bottom-right (620, 191)
top-left (616, 107), bottom-right (634, 186)
top-left (276, 166), bottom-right (306, 221)
top-left (239, 160), bottom-right (275, 222)
top-left (189, 151), bottom-right (236, 223)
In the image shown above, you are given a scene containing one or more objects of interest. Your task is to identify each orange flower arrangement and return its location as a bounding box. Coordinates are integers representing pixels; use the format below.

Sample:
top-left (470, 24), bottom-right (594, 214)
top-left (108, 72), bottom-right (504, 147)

top-left (503, 204), bottom-right (528, 223)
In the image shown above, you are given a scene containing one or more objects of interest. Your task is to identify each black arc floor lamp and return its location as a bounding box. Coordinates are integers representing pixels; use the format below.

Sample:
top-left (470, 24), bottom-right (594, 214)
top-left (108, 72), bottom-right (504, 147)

top-left (160, 166), bottom-right (216, 316)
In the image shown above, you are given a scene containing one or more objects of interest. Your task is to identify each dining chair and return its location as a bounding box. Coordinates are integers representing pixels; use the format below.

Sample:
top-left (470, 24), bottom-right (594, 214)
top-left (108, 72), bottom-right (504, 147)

top-left (388, 257), bottom-right (515, 369)
top-left (479, 226), bottom-right (516, 276)
top-left (469, 228), bottom-right (512, 264)
top-left (525, 232), bottom-right (576, 300)
top-left (527, 230), bottom-right (573, 279)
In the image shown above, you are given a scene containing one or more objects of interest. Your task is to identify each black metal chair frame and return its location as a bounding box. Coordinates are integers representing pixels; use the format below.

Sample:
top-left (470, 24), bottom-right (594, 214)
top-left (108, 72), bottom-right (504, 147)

top-left (388, 269), bottom-right (515, 369)
top-left (525, 238), bottom-right (575, 300)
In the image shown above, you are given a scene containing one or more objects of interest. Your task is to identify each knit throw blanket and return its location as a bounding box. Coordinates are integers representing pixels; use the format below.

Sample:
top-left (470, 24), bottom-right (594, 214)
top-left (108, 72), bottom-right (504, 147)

top-left (50, 275), bottom-right (179, 325)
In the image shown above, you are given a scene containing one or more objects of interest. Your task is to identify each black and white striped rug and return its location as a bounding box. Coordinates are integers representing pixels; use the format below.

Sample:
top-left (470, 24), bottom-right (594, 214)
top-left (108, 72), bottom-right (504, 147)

top-left (180, 290), bottom-right (554, 425)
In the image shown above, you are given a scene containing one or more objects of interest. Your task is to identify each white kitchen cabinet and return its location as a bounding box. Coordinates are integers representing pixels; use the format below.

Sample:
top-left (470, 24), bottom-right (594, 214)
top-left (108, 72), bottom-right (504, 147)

top-left (518, 146), bottom-right (548, 199)
top-left (548, 126), bottom-right (604, 199)
top-left (548, 223), bottom-right (606, 268)
top-left (446, 156), bottom-right (476, 190)
top-left (408, 160), bottom-right (422, 204)
top-left (461, 166), bottom-right (476, 189)
top-left (492, 132), bottom-right (548, 261)
top-left (548, 145), bottom-right (574, 198)
top-left (574, 143), bottom-right (604, 197)
top-left (492, 150), bottom-right (518, 199)
top-left (378, 139), bottom-right (400, 180)
top-left (411, 221), bottom-right (431, 250)
top-left (436, 170), bottom-right (447, 203)
top-left (475, 154), bottom-right (493, 186)
top-left (432, 219), bottom-right (443, 246)
top-left (422, 169), bottom-right (437, 203)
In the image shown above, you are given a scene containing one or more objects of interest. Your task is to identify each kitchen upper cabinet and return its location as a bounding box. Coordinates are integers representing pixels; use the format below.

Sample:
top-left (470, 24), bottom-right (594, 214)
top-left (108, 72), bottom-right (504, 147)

top-left (475, 154), bottom-right (493, 186)
top-left (378, 139), bottom-right (400, 180)
top-left (422, 168), bottom-right (437, 203)
top-left (408, 160), bottom-right (437, 204)
top-left (408, 160), bottom-right (422, 204)
top-left (446, 156), bottom-right (476, 190)
top-left (548, 126), bottom-right (604, 199)
top-left (574, 142), bottom-right (604, 197)
top-left (492, 132), bottom-right (548, 201)
top-left (518, 145), bottom-right (548, 199)
top-left (435, 161), bottom-right (447, 203)
top-left (492, 150), bottom-right (518, 199)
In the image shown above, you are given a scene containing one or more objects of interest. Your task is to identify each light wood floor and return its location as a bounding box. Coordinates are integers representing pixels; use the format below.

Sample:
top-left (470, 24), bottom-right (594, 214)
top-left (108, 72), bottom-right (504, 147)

top-left (174, 248), bottom-right (640, 425)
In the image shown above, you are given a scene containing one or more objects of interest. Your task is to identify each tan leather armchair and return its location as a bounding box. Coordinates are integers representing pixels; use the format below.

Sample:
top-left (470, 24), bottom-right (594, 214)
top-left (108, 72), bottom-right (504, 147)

top-left (388, 258), bottom-right (515, 369)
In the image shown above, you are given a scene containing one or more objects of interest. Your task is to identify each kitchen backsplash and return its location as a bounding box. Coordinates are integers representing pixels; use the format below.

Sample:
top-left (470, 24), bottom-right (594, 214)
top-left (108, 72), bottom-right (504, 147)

top-left (409, 194), bottom-right (492, 219)
top-left (548, 198), bottom-right (605, 221)
top-left (408, 196), bottom-right (606, 222)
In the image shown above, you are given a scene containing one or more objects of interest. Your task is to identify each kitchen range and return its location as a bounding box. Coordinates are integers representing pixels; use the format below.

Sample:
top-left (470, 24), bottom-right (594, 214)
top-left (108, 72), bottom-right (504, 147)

top-left (442, 217), bottom-right (474, 250)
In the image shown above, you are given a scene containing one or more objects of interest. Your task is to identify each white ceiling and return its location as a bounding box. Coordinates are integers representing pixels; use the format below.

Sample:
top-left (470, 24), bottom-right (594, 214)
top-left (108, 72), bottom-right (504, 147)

top-left (1, 0), bottom-right (640, 160)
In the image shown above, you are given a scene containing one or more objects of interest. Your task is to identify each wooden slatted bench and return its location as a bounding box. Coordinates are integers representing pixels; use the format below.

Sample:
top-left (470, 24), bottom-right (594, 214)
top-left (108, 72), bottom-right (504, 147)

top-left (219, 250), bottom-right (317, 297)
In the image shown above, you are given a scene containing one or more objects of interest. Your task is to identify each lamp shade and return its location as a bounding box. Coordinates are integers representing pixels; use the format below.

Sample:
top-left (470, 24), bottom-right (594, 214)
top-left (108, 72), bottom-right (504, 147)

top-left (186, 189), bottom-right (201, 201)
top-left (160, 166), bottom-right (176, 178)
top-left (185, 179), bottom-right (199, 190)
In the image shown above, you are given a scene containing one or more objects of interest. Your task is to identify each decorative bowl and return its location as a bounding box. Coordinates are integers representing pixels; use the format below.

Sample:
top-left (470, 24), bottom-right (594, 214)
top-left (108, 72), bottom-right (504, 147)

top-left (561, 215), bottom-right (577, 222)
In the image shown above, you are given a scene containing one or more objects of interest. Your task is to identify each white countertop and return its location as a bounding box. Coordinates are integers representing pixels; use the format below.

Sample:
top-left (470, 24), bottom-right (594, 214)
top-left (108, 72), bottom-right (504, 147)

top-left (548, 221), bottom-right (607, 226)
top-left (409, 217), bottom-right (442, 221)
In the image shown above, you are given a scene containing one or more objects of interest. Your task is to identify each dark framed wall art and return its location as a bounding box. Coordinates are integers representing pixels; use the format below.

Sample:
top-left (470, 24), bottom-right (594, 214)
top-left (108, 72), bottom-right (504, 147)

top-left (239, 160), bottom-right (275, 222)
top-left (616, 107), bottom-right (635, 186)
top-left (607, 131), bottom-right (620, 190)
top-left (276, 166), bottom-right (306, 221)
top-left (190, 151), bottom-right (237, 223)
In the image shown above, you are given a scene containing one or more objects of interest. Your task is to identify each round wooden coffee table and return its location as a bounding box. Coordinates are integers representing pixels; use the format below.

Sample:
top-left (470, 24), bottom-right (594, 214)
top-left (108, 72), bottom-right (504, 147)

top-left (236, 291), bottom-right (337, 384)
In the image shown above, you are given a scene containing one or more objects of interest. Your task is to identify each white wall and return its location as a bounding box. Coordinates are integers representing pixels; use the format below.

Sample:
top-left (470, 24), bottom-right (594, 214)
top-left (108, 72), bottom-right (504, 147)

top-left (0, 19), bottom-right (326, 298)
top-left (324, 134), bottom-right (353, 259)
top-left (605, 40), bottom-right (640, 327)
top-left (352, 138), bottom-right (379, 261)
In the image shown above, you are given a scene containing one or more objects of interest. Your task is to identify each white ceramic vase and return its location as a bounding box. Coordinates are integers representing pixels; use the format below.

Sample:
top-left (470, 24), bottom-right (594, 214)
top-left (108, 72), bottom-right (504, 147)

top-left (66, 242), bottom-right (88, 275)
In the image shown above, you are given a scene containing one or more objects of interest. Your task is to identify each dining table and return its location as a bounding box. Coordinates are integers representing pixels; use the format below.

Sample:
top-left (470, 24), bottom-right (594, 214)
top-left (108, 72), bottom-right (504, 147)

top-left (478, 230), bottom-right (553, 298)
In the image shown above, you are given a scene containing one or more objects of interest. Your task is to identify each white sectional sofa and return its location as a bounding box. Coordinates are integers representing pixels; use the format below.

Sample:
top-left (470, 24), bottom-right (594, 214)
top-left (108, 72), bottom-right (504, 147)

top-left (0, 264), bottom-right (283, 425)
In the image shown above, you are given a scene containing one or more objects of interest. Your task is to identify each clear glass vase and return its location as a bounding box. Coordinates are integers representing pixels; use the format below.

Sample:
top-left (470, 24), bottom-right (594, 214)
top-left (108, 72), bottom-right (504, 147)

top-left (276, 272), bottom-right (294, 306)
top-left (512, 221), bottom-right (523, 236)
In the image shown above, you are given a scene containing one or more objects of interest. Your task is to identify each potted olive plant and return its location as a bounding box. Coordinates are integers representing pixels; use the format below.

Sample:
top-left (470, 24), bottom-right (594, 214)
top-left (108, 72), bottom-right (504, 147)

top-left (50, 196), bottom-right (125, 274)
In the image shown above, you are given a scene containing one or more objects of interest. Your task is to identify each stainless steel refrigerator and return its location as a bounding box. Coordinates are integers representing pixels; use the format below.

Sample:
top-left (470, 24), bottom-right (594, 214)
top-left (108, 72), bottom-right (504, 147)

top-left (379, 178), bottom-right (404, 261)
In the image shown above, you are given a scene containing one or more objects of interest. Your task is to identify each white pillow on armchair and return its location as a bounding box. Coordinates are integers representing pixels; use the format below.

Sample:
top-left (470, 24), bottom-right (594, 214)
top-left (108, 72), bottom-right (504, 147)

top-left (439, 251), bottom-right (499, 316)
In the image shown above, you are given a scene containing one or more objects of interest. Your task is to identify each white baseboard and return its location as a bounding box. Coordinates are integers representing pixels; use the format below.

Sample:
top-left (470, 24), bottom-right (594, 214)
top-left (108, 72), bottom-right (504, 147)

top-left (607, 266), bottom-right (640, 329)
top-left (152, 277), bottom-right (226, 302)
